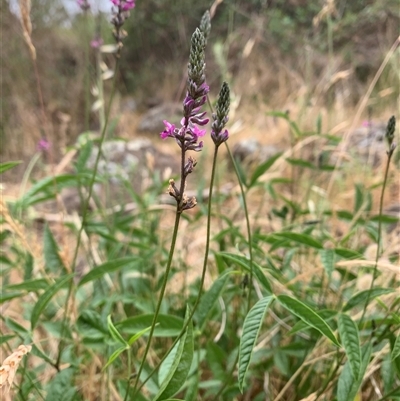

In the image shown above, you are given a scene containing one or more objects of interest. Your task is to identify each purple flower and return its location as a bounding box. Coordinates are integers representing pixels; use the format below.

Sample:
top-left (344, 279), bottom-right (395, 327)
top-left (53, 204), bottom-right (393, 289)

top-left (90, 37), bottom-right (103, 49)
top-left (111, 0), bottom-right (136, 10)
top-left (160, 29), bottom-right (210, 155)
top-left (160, 121), bottom-right (177, 139)
top-left (77, 0), bottom-right (90, 11)
top-left (37, 138), bottom-right (50, 152)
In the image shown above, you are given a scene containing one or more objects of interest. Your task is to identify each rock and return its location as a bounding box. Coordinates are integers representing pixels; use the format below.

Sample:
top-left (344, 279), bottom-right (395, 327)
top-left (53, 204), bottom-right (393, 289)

top-left (232, 139), bottom-right (281, 163)
top-left (61, 138), bottom-right (178, 211)
top-left (137, 103), bottom-right (182, 133)
top-left (347, 121), bottom-right (387, 167)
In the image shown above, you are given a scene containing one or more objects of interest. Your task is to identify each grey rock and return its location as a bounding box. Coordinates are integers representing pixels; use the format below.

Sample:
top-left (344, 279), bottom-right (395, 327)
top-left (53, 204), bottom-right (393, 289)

top-left (232, 139), bottom-right (281, 163)
top-left (138, 103), bottom-right (182, 133)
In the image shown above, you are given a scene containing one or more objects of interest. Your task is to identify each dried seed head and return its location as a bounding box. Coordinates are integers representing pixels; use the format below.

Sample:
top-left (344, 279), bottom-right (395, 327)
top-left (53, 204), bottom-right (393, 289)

top-left (19, 0), bottom-right (36, 60)
top-left (0, 345), bottom-right (32, 392)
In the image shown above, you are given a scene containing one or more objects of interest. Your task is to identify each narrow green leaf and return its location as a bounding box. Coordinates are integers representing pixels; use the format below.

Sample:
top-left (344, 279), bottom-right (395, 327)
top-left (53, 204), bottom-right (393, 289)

top-left (5, 279), bottom-right (49, 292)
top-left (248, 152), bottom-right (282, 187)
top-left (376, 386), bottom-right (400, 400)
top-left (195, 271), bottom-right (232, 331)
top-left (0, 292), bottom-right (24, 304)
top-left (343, 288), bottom-right (394, 312)
top-left (103, 346), bottom-right (127, 370)
top-left (0, 161), bottom-right (22, 174)
top-left (107, 315), bottom-right (128, 346)
top-left (5, 318), bottom-right (28, 336)
top-left (289, 309), bottom-right (337, 335)
top-left (286, 158), bottom-right (316, 170)
top-left (338, 314), bottom-right (361, 379)
top-left (392, 334), bottom-right (400, 361)
top-left (0, 335), bottom-right (15, 345)
top-left (337, 343), bottom-right (372, 401)
top-left (217, 252), bottom-right (272, 293)
top-left (128, 325), bottom-right (152, 346)
top-left (117, 314), bottom-right (183, 338)
top-left (17, 174), bottom-right (91, 208)
top-left (319, 249), bottom-right (335, 278)
top-left (337, 358), bottom-right (355, 401)
top-left (78, 257), bottom-right (138, 286)
top-left (277, 295), bottom-right (340, 346)
top-left (334, 248), bottom-right (363, 259)
top-left (44, 225), bottom-right (66, 273)
top-left (272, 232), bottom-right (323, 249)
top-left (153, 306), bottom-right (194, 401)
top-left (238, 296), bottom-right (275, 392)
top-left (354, 183), bottom-right (364, 213)
top-left (31, 274), bottom-right (74, 330)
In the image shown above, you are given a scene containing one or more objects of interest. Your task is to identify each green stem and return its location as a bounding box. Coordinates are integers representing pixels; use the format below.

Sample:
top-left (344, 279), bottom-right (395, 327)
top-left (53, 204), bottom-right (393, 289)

top-left (55, 58), bottom-right (120, 370)
top-left (134, 145), bottom-right (220, 395)
top-left (131, 203), bottom-right (182, 397)
top-left (360, 149), bottom-right (394, 327)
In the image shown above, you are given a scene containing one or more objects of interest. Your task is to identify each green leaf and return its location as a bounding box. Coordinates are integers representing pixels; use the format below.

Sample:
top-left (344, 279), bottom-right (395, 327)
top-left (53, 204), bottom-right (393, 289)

top-left (5, 318), bottom-right (29, 336)
top-left (319, 249), bottom-right (335, 278)
top-left (78, 257), bottom-right (138, 286)
top-left (76, 310), bottom-right (108, 339)
top-left (392, 334), bottom-right (400, 361)
top-left (217, 252), bottom-right (272, 293)
top-left (271, 232), bottom-right (323, 249)
top-left (0, 161), bottom-right (22, 174)
top-left (338, 314), bottom-right (361, 380)
top-left (5, 279), bottom-right (49, 292)
top-left (107, 315), bottom-right (128, 346)
top-left (16, 174), bottom-right (91, 208)
top-left (195, 270), bottom-right (232, 331)
top-left (277, 295), bottom-right (340, 346)
top-left (248, 152), bottom-right (282, 187)
top-left (343, 288), bottom-right (394, 312)
top-left (289, 309), bottom-right (337, 335)
top-left (238, 296), bottom-right (275, 392)
top-left (153, 306), bottom-right (194, 401)
top-left (31, 274), bottom-right (74, 330)
top-left (103, 346), bottom-right (127, 370)
top-left (286, 158), bottom-right (316, 170)
top-left (334, 248), bottom-right (363, 259)
top-left (0, 335), bottom-right (15, 345)
top-left (0, 292), bottom-right (24, 304)
top-left (354, 183), bottom-right (364, 213)
top-left (45, 367), bottom-right (77, 401)
top-left (43, 225), bottom-right (66, 273)
top-left (128, 326), bottom-right (152, 346)
top-left (376, 386), bottom-right (400, 400)
top-left (75, 139), bottom-right (93, 172)
top-left (117, 314), bottom-right (184, 338)
top-left (337, 343), bottom-right (372, 401)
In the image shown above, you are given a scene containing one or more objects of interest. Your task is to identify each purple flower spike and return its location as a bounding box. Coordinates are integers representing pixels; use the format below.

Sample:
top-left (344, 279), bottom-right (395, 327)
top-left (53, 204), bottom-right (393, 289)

top-left (211, 82), bottom-right (230, 147)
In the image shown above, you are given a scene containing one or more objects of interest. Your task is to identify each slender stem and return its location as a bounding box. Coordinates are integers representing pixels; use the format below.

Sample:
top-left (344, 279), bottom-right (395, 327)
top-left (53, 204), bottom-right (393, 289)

top-left (131, 206), bottom-right (182, 396)
top-left (135, 146), bottom-right (220, 394)
top-left (224, 142), bottom-right (254, 311)
top-left (360, 150), bottom-right (393, 327)
top-left (55, 58), bottom-right (120, 369)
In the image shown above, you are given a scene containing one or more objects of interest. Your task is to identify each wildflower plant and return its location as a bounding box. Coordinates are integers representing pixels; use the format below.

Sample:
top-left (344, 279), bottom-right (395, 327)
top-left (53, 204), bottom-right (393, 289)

top-left (132, 17), bottom-right (232, 397)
